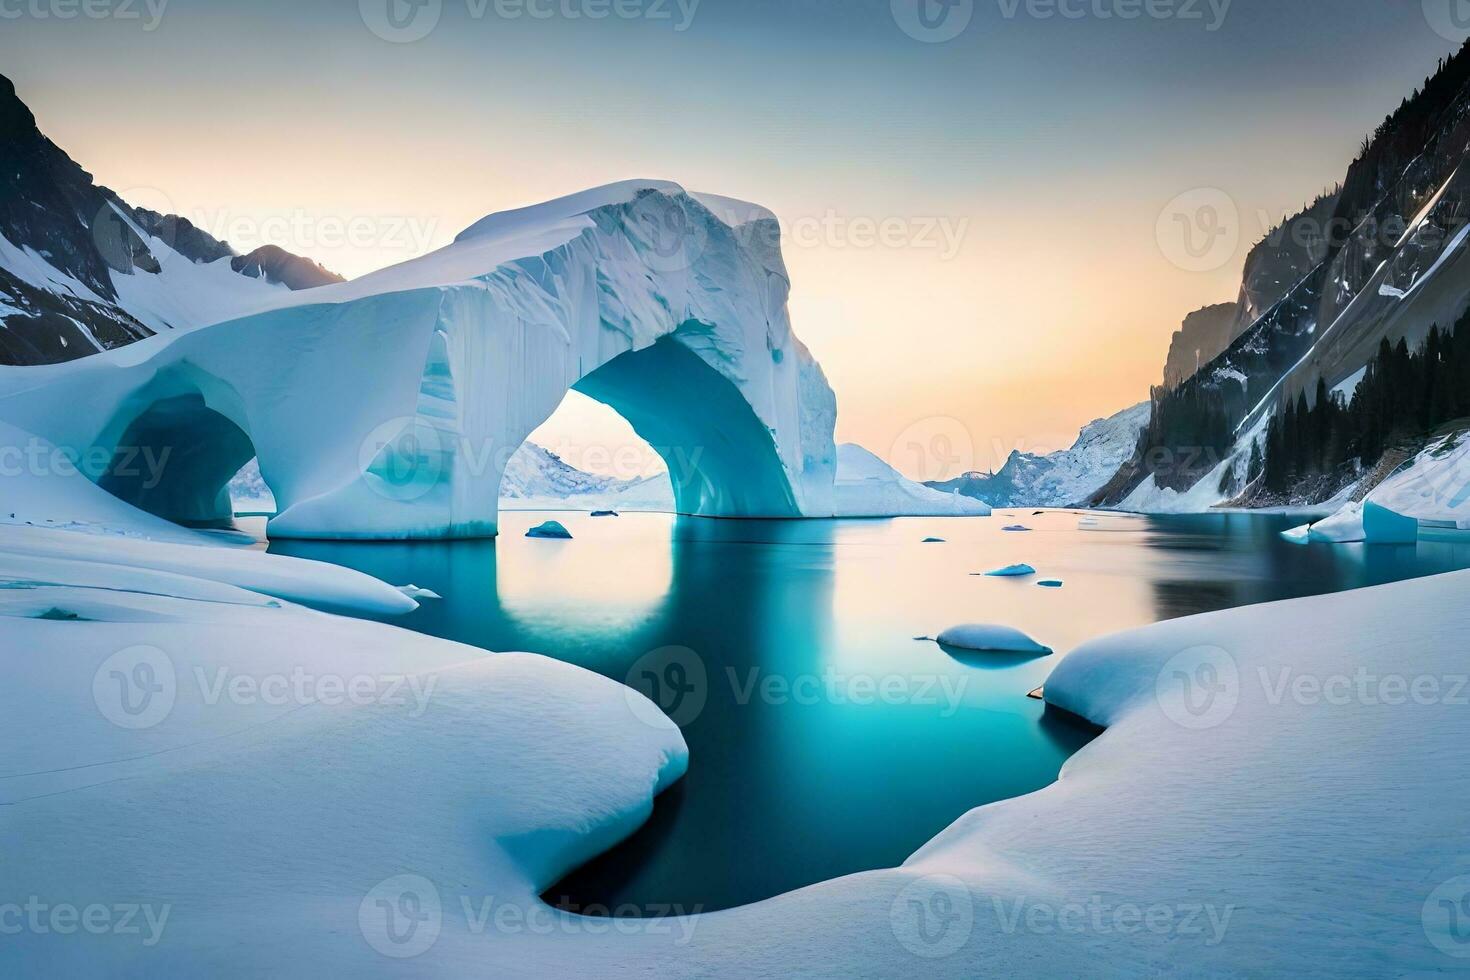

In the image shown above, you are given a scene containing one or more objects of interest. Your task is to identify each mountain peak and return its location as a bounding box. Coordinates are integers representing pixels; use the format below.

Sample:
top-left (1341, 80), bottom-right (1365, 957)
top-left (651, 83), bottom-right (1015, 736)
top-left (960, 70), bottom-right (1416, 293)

top-left (0, 73), bottom-right (37, 134)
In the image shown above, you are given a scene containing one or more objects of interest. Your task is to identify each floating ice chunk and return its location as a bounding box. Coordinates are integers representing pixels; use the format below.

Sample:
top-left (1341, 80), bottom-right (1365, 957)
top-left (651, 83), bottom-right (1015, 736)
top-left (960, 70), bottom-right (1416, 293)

top-left (526, 520), bottom-right (573, 540)
top-left (935, 623), bottom-right (1052, 655)
top-left (397, 584), bottom-right (443, 600)
top-left (922, 537), bottom-right (946, 544)
top-left (591, 510), bottom-right (620, 518)
top-left (1037, 580), bottom-right (1064, 589)
top-left (1002, 525), bottom-right (1032, 532)
top-left (983, 563), bottom-right (1036, 577)
top-left (1280, 524), bottom-right (1311, 545)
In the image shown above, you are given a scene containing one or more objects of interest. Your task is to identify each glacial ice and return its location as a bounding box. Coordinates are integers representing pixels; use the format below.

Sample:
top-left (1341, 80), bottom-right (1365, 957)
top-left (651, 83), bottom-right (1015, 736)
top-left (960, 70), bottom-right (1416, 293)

top-left (0, 182), bottom-right (840, 539)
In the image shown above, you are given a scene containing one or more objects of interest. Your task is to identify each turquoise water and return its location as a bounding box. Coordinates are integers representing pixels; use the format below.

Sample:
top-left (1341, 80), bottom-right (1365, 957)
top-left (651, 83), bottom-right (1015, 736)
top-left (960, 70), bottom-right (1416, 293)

top-left (272, 508), bottom-right (1470, 913)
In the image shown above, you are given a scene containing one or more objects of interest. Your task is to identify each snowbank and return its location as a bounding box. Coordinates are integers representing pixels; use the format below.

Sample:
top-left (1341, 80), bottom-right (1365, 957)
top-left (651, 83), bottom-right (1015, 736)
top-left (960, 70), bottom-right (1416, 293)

top-left (0, 421), bottom-right (415, 613)
top-left (1115, 458), bottom-right (1233, 514)
top-left (0, 584), bottom-right (687, 976)
top-left (8, 479), bottom-right (1469, 973)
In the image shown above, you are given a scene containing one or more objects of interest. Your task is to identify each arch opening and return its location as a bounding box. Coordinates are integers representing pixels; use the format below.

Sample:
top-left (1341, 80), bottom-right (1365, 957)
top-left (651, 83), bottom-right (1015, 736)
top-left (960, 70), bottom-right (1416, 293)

top-left (97, 392), bottom-right (260, 529)
top-left (569, 338), bottom-right (801, 519)
top-left (498, 390), bottom-right (673, 512)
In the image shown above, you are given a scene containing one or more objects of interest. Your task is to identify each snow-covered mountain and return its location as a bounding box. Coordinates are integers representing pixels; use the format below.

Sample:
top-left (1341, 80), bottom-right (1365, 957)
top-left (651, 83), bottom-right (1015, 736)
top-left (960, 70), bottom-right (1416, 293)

top-left (1097, 43), bottom-right (1470, 513)
top-left (498, 443), bottom-right (672, 510)
top-left (0, 74), bottom-right (340, 365)
top-left (926, 402), bottom-right (1148, 508)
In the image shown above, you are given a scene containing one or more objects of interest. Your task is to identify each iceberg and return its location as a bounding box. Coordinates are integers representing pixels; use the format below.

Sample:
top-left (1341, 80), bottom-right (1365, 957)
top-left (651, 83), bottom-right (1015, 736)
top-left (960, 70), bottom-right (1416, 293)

top-left (526, 520), bottom-right (572, 540)
top-left (832, 444), bottom-right (991, 517)
top-left (983, 563), bottom-right (1036, 577)
top-left (935, 623), bottom-right (1053, 655)
top-left (0, 181), bottom-right (840, 539)
top-left (1280, 523), bottom-right (1311, 544)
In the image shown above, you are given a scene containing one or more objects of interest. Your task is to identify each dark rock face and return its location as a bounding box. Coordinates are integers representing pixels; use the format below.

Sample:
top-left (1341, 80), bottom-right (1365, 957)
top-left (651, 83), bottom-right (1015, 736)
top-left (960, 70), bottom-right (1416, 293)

top-left (1162, 303), bottom-right (1240, 390)
top-left (231, 245), bottom-right (344, 291)
top-left (1097, 42), bottom-right (1470, 507)
top-left (0, 73), bottom-right (346, 366)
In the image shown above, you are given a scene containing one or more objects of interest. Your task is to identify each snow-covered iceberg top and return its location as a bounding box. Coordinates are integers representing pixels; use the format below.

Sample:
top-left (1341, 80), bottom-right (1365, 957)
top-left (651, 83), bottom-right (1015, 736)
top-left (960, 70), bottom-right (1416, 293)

top-left (0, 181), bottom-right (839, 539)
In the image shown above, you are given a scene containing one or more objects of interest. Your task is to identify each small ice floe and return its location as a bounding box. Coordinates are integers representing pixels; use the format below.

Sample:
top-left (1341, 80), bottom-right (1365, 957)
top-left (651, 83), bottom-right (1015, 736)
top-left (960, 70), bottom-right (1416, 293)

top-left (922, 537), bottom-right (946, 543)
top-left (1280, 524), bottom-right (1311, 545)
top-left (1027, 686), bottom-right (1045, 701)
top-left (933, 624), bottom-right (1052, 655)
top-left (982, 563), bottom-right (1036, 578)
top-left (526, 520), bottom-right (573, 539)
top-left (1002, 525), bottom-right (1031, 532)
top-left (1037, 579), bottom-right (1064, 589)
top-left (397, 585), bottom-right (442, 600)
top-left (591, 510), bottom-right (620, 518)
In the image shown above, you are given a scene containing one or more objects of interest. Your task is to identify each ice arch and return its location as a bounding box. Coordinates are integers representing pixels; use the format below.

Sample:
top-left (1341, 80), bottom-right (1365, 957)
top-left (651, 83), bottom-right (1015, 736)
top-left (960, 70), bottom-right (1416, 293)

top-left (0, 181), bottom-right (838, 539)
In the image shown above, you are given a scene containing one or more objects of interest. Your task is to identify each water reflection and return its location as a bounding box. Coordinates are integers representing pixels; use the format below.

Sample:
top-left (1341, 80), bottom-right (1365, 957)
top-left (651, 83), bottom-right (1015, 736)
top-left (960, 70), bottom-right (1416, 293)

top-left (272, 508), bottom-right (1470, 913)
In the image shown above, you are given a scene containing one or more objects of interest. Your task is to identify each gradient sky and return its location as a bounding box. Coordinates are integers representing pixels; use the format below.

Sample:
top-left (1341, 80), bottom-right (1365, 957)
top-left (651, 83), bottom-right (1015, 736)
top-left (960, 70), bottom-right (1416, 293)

top-left (0, 0), bottom-right (1461, 478)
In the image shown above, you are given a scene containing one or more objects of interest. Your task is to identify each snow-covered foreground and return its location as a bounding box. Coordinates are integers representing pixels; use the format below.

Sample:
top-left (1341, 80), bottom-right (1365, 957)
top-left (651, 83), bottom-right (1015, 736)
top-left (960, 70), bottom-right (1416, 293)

top-left (8, 443), bottom-right (1469, 973)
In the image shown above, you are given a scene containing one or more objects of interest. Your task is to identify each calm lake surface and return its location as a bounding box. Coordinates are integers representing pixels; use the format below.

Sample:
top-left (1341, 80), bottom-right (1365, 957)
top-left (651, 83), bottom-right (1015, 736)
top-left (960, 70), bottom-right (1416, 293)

top-left (271, 509), bottom-right (1470, 913)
